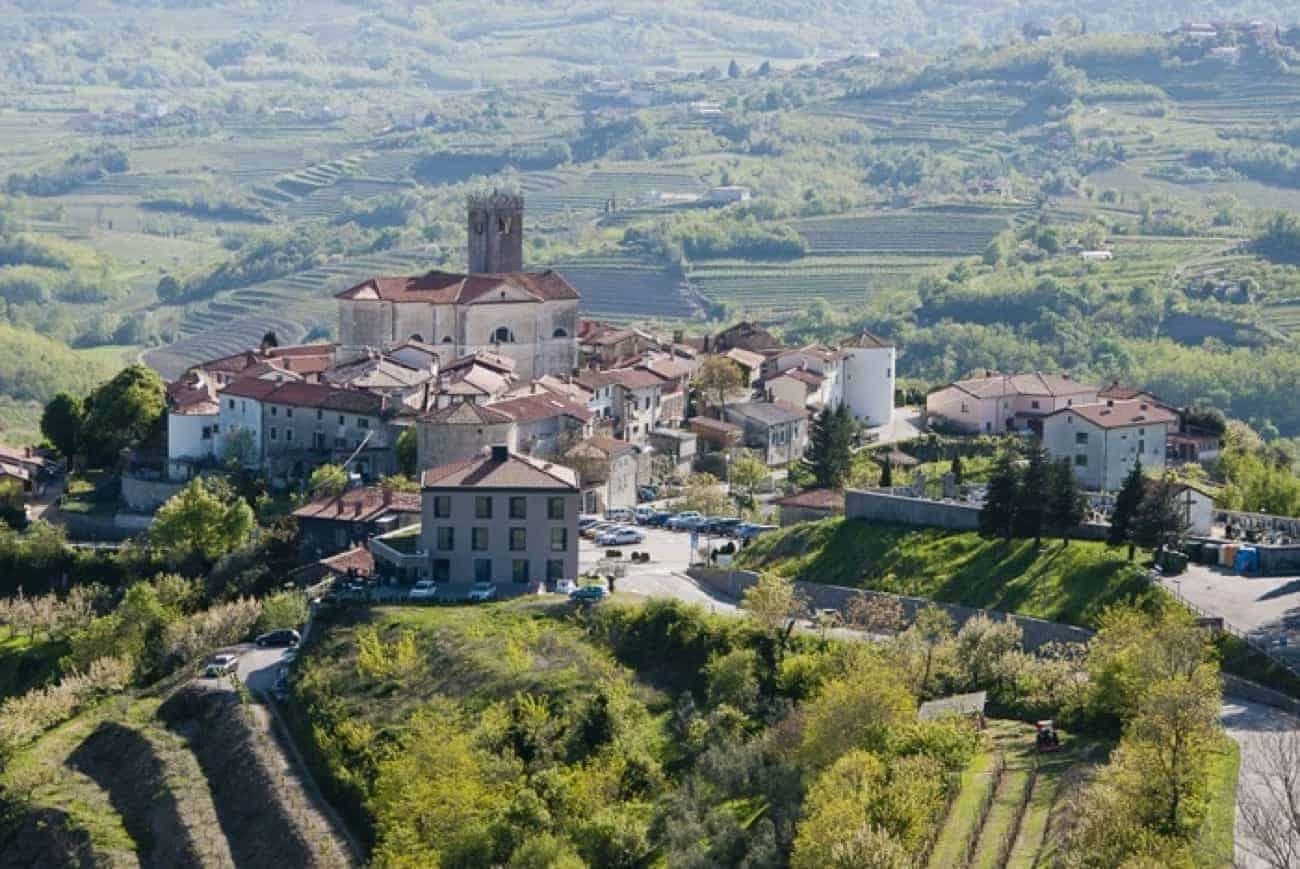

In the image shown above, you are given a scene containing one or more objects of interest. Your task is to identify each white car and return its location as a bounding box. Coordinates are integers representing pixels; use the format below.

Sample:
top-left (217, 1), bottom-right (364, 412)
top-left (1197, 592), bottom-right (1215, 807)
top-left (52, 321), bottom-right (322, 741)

top-left (597, 527), bottom-right (645, 546)
top-left (408, 580), bottom-right (438, 601)
top-left (554, 578), bottom-right (578, 595)
top-left (633, 506), bottom-right (657, 523)
top-left (605, 507), bottom-right (635, 523)
top-left (203, 654), bottom-right (239, 678)
top-left (467, 581), bottom-right (497, 602)
top-left (666, 511), bottom-right (702, 529)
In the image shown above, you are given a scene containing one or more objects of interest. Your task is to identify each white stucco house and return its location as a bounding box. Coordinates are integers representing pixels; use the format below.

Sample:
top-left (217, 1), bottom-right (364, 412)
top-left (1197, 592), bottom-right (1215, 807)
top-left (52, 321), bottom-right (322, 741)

top-left (1041, 399), bottom-right (1178, 491)
top-left (836, 330), bottom-right (895, 427)
top-left (926, 372), bottom-right (1097, 435)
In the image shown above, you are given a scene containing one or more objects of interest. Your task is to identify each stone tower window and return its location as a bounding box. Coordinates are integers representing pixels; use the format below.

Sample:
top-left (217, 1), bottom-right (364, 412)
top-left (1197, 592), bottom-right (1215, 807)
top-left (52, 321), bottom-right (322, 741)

top-left (493, 326), bottom-right (516, 344)
top-left (552, 327), bottom-right (568, 338)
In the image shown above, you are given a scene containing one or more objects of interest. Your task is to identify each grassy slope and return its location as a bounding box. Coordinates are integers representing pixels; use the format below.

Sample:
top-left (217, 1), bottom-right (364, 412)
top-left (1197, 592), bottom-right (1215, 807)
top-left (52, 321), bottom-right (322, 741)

top-left (0, 635), bottom-right (67, 700)
top-left (736, 518), bottom-right (1160, 628)
top-left (1199, 737), bottom-right (1242, 868)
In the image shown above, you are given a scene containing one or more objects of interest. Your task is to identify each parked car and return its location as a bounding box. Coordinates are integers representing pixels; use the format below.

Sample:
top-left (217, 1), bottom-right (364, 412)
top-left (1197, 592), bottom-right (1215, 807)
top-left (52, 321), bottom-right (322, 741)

top-left (677, 514), bottom-right (710, 531)
top-left (666, 511), bottom-right (703, 529)
top-left (597, 527), bottom-right (645, 546)
top-left (633, 505), bottom-right (657, 524)
top-left (578, 515), bottom-right (602, 530)
top-left (637, 485), bottom-right (658, 502)
top-left (408, 580), bottom-right (438, 601)
top-left (605, 507), bottom-right (635, 523)
top-left (643, 510), bottom-right (674, 527)
top-left (701, 517), bottom-right (742, 535)
top-left (467, 581), bottom-right (498, 602)
top-left (734, 523), bottom-right (778, 541)
top-left (203, 654), bottom-right (239, 678)
top-left (582, 521), bottom-right (616, 539)
top-left (554, 578), bottom-right (578, 595)
top-left (255, 629), bottom-right (301, 648)
top-left (570, 585), bottom-right (607, 603)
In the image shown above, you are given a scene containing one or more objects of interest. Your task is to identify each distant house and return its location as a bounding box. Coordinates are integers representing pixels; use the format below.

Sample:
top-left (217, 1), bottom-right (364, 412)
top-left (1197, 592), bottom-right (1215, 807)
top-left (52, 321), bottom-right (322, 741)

top-left (649, 427), bottom-right (697, 475)
top-left (489, 391), bottom-right (594, 456)
top-left (926, 372), bottom-right (1097, 435)
top-left (1172, 482), bottom-right (1215, 536)
top-left (723, 401), bottom-right (808, 467)
top-left (714, 322), bottom-right (782, 355)
top-left (1041, 400), bottom-right (1178, 491)
top-left (766, 368), bottom-right (827, 410)
top-left (293, 486), bottom-right (421, 558)
top-left (1079, 250), bottom-right (1113, 262)
top-left (166, 371), bottom-right (221, 480)
top-left (416, 402), bottom-right (517, 471)
top-left (689, 416), bottom-right (744, 452)
top-left (723, 348), bottom-right (766, 387)
top-left (0, 446), bottom-right (58, 496)
top-left (289, 546), bottom-right (375, 587)
top-left (565, 436), bottom-right (639, 514)
top-left (776, 488), bottom-right (845, 526)
top-left (706, 185), bottom-right (751, 204)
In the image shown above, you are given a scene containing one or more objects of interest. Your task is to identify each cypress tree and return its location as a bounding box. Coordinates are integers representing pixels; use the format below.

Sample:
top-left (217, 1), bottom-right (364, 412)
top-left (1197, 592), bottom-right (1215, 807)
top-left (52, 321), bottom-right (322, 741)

top-left (1013, 443), bottom-right (1050, 546)
top-left (880, 459), bottom-right (893, 488)
top-left (1046, 458), bottom-right (1087, 546)
top-left (1109, 458), bottom-right (1145, 560)
top-left (800, 404), bottom-right (853, 489)
top-left (951, 454), bottom-right (964, 486)
top-left (979, 451), bottom-right (1019, 541)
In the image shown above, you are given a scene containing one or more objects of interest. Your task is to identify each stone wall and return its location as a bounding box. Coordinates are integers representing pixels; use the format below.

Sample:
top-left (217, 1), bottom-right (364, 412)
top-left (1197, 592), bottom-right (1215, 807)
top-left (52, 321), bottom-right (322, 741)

top-left (687, 567), bottom-right (1095, 652)
top-left (120, 474), bottom-right (184, 512)
top-left (845, 489), bottom-right (1108, 540)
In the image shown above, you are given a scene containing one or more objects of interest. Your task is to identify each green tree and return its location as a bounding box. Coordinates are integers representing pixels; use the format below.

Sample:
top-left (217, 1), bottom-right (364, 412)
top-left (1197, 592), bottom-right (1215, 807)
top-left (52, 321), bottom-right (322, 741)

top-left (151, 478), bottom-right (255, 561)
top-left (255, 590), bottom-right (308, 634)
top-left (308, 463), bottom-right (349, 498)
top-left (1109, 459), bottom-right (1145, 560)
top-left (0, 479), bottom-right (26, 530)
top-left (80, 365), bottom-right (165, 468)
top-left (40, 392), bottom-right (83, 458)
top-left (741, 572), bottom-right (807, 659)
top-left (1046, 457), bottom-right (1087, 546)
top-left (396, 427), bottom-right (418, 478)
top-left (951, 454), bottom-right (964, 485)
top-left (1013, 443), bottom-right (1050, 545)
top-left (879, 459), bottom-right (893, 488)
top-left (798, 660), bottom-right (916, 768)
top-left (696, 356), bottom-right (745, 413)
top-left (979, 451), bottom-right (1019, 541)
top-left (802, 404), bottom-right (854, 489)
top-left (728, 449), bottom-right (768, 500)
top-left (1134, 474), bottom-right (1189, 558)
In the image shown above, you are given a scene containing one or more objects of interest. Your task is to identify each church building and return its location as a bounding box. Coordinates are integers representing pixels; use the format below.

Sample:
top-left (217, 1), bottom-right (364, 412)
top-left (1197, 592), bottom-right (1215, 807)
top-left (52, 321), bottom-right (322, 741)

top-left (335, 192), bottom-right (579, 381)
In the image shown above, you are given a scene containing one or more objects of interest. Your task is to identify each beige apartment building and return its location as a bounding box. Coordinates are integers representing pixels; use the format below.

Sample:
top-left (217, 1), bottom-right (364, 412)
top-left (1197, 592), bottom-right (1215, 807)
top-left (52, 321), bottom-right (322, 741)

top-left (420, 445), bottom-right (580, 589)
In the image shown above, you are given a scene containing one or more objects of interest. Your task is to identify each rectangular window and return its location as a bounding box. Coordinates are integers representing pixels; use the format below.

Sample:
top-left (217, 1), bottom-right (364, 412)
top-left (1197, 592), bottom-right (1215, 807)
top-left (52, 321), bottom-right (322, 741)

top-left (1075, 432), bottom-right (1088, 445)
top-left (358, 417), bottom-right (369, 429)
top-left (512, 559), bottom-right (530, 584)
top-left (269, 427), bottom-right (278, 441)
top-left (436, 527), bottom-right (454, 551)
top-left (550, 527), bottom-right (568, 552)
top-left (285, 429), bottom-right (294, 442)
top-left (547, 497), bottom-right (565, 520)
top-left (286, 407), bottom-right (294, 418)
top-left (475, 496), bottom-right (493, 519)
top-left (509, 496), bottom-right (527, 519)
top-left (229, 399), bottom-right (235, 410)
top-left (271, 406), bottom-right (278, 416)
top-left (317, 410), bottom-right (323, 421)
top-left (432, 559), bottom-right (450, 582)
top-left (547, 559), bottom-right (564, 582)
top-left (509, 528), bottom-right (527, 551)
top-left (1031, 400), bottom-right (1040, 409)
top-left (1138, 439), bottom-right (1145, 454)
top-left (1075, 454), bottom-right (1088, 467)
top-left (474, 559), bottom-right (491, 583)
top-left (433, 495), bottom-right (451, 518)
top-left (201, 427), bottom-right (211, 440)
top-left (472, 527), bottom-right (489, 551)
top-left (338, 414), bottom-right (345, 426)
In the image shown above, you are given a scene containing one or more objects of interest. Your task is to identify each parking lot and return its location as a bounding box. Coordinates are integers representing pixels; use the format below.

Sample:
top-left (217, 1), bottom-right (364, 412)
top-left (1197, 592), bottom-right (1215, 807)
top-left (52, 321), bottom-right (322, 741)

top-left (579, 523), bottom-right (745, 611)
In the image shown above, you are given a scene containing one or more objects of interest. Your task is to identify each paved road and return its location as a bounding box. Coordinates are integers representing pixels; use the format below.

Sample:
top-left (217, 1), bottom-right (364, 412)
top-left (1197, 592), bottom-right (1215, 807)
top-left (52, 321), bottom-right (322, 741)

top-left (1222, 698), bottom-right (1300, 869)
top-left (1161, 565), bottom-right (1300, 667)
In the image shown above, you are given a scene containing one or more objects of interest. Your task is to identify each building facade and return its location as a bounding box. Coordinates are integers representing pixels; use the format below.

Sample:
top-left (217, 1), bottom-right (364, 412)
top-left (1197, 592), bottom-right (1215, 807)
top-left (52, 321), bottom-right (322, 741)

top-left (1041, 400), bottom-right (1177, 491)
top-left (723, 401), bottom-right (809, 467)
top-left (836, 331), bottom-right (895, 427)
top-left (927, 372), bottom-right (1097, 435)
top-left (420, 446), bottom-right (580, 590)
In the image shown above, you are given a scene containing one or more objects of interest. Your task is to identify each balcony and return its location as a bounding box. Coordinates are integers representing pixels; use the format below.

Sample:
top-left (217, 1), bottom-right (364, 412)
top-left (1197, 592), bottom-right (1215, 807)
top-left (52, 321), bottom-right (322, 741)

top-left (371, 525), bottom-right (427, 571)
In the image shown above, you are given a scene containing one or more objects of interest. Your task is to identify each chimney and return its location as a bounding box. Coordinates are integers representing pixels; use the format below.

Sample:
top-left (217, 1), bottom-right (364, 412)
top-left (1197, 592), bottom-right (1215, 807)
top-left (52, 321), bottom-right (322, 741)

top-left (1139, 403), bottom-right (1148, 411)
top-left (383, 486), bottom-right (393, 506)
top-left (491, 444), bottom-right (509, 462)
top-left (1106, 399), bottom-right (1115, 407)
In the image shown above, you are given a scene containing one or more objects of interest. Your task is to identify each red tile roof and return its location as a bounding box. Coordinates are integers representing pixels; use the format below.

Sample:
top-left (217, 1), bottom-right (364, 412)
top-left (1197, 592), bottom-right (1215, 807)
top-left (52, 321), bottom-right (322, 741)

top-left (221, 379), bottom-right (386, 415)
top-left (421, 402), bottom-right (514, 425)
top-left (777, 488), bottom-right (845, 510)
top-left (605, 368), bottom-right (663, 390)
top-left (320, 546), bottom-right (375, 576)
top-left (336, 270), bottom-right (580, 304)
top-left (1051, 400), bottom-right (1178, 430)
top-left (489, 393), bottom-right (593, 424)
top-left (841, 330), bottom-right (893, 349)
top-left (951, 372), bottom-right (1094, 399)
top-left (421, 450), bottom-right (578, 490)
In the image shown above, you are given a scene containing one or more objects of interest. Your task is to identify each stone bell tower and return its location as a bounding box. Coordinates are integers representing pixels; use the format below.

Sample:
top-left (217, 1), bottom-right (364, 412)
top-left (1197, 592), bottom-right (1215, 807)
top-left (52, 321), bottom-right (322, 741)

top-left (467, 190), bottom-right (524, 274)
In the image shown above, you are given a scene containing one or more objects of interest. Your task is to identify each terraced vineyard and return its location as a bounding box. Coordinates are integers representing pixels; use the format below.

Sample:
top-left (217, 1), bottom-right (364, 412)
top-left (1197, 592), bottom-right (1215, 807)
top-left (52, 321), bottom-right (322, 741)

top-left (686, 255), bottom-right (936, 314)
top-left (144, 247), bottom-right (436, 378)
top-left (529, 168), bottom-right (706, 218)
top-left (794, 207), bottom-right (1016, 256)
top-left (551, 254), bottom-right (699, 321)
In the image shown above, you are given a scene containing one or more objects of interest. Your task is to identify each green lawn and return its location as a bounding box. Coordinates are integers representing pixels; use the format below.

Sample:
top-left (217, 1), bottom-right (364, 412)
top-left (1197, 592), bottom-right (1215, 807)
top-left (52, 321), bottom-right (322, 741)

top-left (735, 518), bottom-right (1161, 628)
top-left (927, 748), bottom-right (999, 869)
top-left (1198, 737), bottom-right (1241, 868)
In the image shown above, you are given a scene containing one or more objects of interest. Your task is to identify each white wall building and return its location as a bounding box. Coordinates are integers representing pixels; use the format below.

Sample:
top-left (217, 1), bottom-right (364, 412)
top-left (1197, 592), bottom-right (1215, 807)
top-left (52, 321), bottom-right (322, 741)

top-left (836, 331), bottom-right (895, 427)
top-left (1041, 400), bottom-right (1177, 491)
top-left (927, 372), bottom-right (1097, 435)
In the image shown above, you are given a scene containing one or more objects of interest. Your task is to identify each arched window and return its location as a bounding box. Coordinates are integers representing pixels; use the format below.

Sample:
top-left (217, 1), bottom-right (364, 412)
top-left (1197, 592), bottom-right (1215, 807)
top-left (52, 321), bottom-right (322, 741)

top-left (442, 336), bottom-right (454, 344)
top-left (408, 333), bottom-right (423, 343)
top-left (552, 327), bottom-right (568, 338)
top-left (492, 326), bottom-right (515, 344)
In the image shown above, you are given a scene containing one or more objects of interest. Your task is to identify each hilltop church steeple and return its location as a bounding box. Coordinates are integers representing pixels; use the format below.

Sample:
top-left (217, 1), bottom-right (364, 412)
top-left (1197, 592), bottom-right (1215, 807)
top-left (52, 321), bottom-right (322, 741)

top-left (467, 190), bottom-right (524, 274)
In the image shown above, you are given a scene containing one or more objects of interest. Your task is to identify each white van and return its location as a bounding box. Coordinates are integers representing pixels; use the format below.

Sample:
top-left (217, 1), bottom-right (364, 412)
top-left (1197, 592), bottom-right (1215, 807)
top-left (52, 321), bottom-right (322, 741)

top-left (605, 507), bottom-right (635, 523)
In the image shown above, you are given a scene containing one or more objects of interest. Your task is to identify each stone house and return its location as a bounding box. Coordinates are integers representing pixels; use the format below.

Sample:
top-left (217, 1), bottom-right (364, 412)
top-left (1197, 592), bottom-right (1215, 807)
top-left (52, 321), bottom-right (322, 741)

top-left (489, 392), bottom-right (594, 457)
top-left (723, 401), bottom-right (809, 467)
top-left (926, 372), bottom-right (1097, 435)
top-left (565, 436), bottom-right (639, 514)
top-left (416, 402), bottom-right (518, 472)
top-left (420, 446), bottom-right (580, 590)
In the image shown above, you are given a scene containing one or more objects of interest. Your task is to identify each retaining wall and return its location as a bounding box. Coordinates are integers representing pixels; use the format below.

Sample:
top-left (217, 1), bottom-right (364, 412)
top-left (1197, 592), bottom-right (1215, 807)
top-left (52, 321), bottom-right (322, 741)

top-left (844, 489), bottom-right (1109, 540)
top-left (120, 474), bottom-right (183, 512)
top-left (687, 567), bottom-right (1094, 652)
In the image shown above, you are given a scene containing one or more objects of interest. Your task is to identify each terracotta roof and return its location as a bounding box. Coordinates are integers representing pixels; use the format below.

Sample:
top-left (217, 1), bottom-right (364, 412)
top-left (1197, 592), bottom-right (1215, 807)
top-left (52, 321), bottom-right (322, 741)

top-left (320, 546), bottom-right (375, 575)
top-left (606, 368), bottom-right (664, 390)
top-left (0, 461), bottom-right (32, 483)
top-left (1098, 381), bottom-right (1162, 403)
top-left (841, 330), bottom-right (893, 349)
top-left (689, 416), bottom-right (744, 435)
top-left (489, 393), bottom-right (593, 424)
top-left (574, 370), bottom-right (620, 391)
top-left (293, 486), bottom-right (420, 522)
top-left (421, 402), bottom-right (514, 425)
top-left (337, 270), bottom-right (580, 304)
top-left (723, 347), bottom-right (765, 370)
top-left (167, 373), bottom-right (219, 416)
top-left (221, 379), bottom-right (386, 414)
top-left (199, 344), bottom-right (334, 376)
top-left (421, 450), bottom-right (578, 490)
top-left (0, 445), bottom-right (53, 470)
top-left (727, 400), bottom-right (807, 426)
top-left (772, 368), bottom-right (823, 388)
top-left (1049, 400), bottom-right (1178, 430)
top-left (324, 354), bottom-right (433, 390)
top-left (571, 436), bottom-right (636, 457)
top-left (584, 328), bottom-right (636, 346)
top-left (444, 351), bottom-right (515, 375)
top-left (533, 375), bottom-right (593, 402)
top-left (951, 372), bottom-right (1094, 400)
top-left (777, 488), bottom-right (845, 510)
top-left (640, 357), bottom-right (692, 381)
